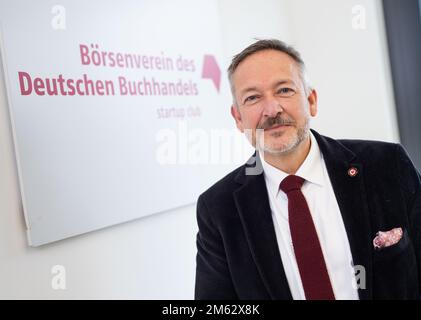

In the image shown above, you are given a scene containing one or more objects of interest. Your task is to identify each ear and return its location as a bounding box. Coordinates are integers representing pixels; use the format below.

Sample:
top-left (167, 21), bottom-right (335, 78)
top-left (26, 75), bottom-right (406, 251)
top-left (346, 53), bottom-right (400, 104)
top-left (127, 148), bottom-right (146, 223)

top-left (307, 89), bottom-right (318, 117)
top-left (231, 105), bottom-right (244, 132)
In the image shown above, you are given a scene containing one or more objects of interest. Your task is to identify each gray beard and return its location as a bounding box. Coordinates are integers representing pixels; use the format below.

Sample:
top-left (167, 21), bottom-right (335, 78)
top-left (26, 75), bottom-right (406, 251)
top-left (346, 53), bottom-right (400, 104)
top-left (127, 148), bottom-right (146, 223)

top-left (256, 119), bottom-right (310, 155)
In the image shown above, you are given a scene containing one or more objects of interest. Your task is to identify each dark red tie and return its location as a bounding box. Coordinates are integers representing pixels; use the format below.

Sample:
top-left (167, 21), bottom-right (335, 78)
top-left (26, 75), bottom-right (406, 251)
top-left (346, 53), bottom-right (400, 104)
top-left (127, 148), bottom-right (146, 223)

top-left (279, 175), bottom-right (335, 300)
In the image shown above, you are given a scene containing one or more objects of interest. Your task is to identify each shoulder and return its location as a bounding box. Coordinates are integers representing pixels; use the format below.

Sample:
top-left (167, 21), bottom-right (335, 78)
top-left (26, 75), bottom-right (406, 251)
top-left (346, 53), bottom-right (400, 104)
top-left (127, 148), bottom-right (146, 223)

top-left (335, 138), bottom-right (417, 172)
top-left (336, 137), bottom-right (420, 194)
top-left (335, 137), bottom-right (411, 176)
top-left (198, 164), bottom-right (244, 207)
top-left (337, 138), bottom-right (400, 161)
top-left (196, 164), bottom-right (248, 228)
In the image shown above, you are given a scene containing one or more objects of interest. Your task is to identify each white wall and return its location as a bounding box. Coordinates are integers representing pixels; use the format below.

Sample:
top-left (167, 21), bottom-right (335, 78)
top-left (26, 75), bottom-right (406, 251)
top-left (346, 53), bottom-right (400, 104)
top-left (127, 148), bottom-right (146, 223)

top-left (285, 0), bottom-right (399, 141)
top-left (0, 0), bottom-right (397, 299)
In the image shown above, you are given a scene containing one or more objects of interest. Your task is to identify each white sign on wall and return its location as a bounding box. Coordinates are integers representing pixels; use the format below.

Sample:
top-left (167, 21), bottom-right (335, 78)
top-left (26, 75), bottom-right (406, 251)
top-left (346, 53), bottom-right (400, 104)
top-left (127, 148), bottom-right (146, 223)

top-left (0, 0), bottom-right (241, 246)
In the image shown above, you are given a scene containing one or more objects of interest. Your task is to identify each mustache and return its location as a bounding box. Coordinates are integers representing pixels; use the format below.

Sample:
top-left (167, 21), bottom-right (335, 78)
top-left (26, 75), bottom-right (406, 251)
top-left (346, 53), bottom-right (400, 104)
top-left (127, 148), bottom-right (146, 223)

top-left (258, 116), bottom-right (296, 130)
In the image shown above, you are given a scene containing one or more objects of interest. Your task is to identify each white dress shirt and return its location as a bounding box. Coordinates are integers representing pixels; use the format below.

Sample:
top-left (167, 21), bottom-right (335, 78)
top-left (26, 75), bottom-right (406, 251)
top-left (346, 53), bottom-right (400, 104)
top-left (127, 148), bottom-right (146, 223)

top-left (259, 131), bottom-right (359, 300)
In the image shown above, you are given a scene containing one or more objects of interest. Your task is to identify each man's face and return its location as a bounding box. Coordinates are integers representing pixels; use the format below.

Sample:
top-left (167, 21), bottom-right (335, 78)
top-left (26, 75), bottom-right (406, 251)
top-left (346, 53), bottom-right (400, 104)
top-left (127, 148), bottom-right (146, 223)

top-left (230, 49), bottom-right (317, 154)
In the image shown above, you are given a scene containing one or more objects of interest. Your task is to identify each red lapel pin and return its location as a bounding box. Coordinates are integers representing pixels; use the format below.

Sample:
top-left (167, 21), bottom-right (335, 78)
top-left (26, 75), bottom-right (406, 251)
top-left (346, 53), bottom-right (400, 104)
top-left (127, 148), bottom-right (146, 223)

top-left (348, 167), bottom-right (358, 177)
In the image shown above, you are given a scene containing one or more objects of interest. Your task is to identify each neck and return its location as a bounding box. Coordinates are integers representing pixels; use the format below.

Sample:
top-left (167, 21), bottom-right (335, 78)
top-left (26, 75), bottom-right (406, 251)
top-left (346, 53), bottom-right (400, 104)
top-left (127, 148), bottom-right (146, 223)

top-left (261, 135), bottom-right (311, 175)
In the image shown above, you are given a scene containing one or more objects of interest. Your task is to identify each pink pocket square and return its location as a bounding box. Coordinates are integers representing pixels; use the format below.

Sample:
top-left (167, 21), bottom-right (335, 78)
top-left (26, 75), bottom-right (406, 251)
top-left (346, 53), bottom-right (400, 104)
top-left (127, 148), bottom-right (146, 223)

top-left (373, 227), bottom-right (403, 250)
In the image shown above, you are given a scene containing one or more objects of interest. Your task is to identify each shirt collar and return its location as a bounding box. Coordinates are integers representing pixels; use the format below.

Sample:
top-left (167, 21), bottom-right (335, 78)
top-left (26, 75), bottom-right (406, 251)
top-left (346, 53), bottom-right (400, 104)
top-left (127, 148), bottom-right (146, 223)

top-left (259, 131), bottom-right (325, 196)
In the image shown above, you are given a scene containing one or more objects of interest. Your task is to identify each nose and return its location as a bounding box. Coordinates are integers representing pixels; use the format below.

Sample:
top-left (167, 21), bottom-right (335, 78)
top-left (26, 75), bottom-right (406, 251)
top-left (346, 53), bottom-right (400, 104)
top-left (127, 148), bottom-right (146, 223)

top-left (262, 97), bottom-right (283, 118)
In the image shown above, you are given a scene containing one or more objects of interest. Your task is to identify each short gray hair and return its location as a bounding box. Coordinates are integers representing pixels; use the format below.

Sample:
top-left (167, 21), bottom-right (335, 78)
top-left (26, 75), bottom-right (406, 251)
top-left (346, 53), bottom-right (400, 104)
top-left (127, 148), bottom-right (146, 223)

top-left (227, 39), bottom-right (312, 105)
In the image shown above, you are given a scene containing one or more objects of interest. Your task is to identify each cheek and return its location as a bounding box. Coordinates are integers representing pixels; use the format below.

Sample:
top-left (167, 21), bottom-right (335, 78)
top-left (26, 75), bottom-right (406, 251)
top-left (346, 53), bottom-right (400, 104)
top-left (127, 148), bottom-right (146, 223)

top-left (241, 109), bottom-right (261, 129)
top-left (290, 101), bottom-right (310, 120)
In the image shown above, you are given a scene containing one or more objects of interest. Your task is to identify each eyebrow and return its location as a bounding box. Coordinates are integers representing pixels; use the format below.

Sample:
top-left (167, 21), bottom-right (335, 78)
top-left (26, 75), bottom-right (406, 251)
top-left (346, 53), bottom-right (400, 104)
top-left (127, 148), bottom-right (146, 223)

top-left (239, 79), bottom-right (296, 97)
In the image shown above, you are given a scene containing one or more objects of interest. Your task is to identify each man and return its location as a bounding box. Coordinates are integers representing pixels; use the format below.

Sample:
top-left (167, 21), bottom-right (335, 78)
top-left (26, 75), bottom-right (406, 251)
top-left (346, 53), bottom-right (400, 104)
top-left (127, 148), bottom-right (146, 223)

top-left (194, 39), bottom-right (421, 300)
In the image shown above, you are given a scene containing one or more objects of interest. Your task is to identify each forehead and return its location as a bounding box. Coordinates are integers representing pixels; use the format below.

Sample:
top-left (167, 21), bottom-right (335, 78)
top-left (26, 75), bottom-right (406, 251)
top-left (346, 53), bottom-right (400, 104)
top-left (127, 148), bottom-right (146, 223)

top-left (232, 49), bottom-right (301, 90)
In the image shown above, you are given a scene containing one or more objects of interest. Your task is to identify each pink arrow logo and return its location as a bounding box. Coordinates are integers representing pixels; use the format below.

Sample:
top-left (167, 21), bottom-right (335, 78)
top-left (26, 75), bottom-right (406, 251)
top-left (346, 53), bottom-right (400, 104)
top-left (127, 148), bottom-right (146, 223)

top-left (201, 54), bottom-right (221, 92)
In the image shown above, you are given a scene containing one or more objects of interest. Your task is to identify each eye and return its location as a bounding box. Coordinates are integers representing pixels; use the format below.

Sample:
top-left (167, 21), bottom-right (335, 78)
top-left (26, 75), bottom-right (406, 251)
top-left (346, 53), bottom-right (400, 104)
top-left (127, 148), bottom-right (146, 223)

top-left (244, 95), bottom-right (259, 104)
top-left (278, 87), bottom-right (295, 96)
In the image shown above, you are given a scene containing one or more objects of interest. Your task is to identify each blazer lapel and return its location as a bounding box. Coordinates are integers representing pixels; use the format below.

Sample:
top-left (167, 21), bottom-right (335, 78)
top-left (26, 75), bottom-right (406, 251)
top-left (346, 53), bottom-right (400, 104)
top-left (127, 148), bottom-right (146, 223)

top-left (233, 153), bottom-right (293, 300)
top-left (312, 129), bottom-right (373, 300)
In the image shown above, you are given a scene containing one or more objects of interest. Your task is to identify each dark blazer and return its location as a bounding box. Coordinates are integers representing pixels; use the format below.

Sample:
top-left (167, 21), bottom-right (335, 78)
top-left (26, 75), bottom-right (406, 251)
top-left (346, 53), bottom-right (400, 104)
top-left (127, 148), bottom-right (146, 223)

top-left (195, 129), bottom-right (421, 300)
